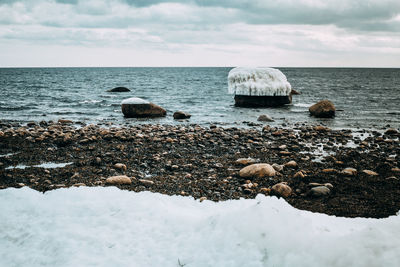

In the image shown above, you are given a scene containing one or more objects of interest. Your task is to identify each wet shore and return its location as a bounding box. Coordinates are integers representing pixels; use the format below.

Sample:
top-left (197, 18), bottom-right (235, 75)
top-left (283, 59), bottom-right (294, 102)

top-left (0, 120), bottom-right (399, 218)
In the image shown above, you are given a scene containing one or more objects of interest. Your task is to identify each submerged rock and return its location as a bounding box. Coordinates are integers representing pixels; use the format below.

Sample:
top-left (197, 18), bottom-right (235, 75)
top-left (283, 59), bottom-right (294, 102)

top-left (121, 97), bottom-right (166, 118)
top-left (107, 87), bottom-right (131, 92)
top-left (309, 100), bottom-right (336, 118)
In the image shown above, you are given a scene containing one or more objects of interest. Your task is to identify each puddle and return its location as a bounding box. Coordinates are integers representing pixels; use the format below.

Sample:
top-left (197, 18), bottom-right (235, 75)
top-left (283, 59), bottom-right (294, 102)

top-left (6, 162), bottom-right (73, 170)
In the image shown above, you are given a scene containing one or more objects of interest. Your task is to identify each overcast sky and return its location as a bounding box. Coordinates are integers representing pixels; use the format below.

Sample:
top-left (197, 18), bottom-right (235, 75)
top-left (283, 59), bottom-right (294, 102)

top-left (0, 0), bottom-right (399, 67)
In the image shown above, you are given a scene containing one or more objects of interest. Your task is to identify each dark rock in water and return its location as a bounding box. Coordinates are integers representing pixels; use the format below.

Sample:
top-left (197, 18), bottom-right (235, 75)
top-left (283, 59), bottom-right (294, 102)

top-left (121, 97), bottom-right (166, 118)
top-left (173, 111), bottom-right (191, 120)
top-left (107, 87), bottom-right (131, 92)
top-left (290, 89), bottom-right (301, 95)
top-left (309, 100), bottom-right (336, 118)
top-left (385, 128), bottom-right (399, 135)
top-left (257, 114), bottom-right (274, 122)
top-left (234, 95), bottom-right (292, 107)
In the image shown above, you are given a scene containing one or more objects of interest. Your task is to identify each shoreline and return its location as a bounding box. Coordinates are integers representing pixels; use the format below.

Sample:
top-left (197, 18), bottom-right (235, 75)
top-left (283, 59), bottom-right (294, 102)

top-left (0, 121), bottom-right (399, 218)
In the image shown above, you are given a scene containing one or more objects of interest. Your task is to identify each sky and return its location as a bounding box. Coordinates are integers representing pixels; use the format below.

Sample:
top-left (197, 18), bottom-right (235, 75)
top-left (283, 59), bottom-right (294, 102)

top-left (0, 0), bottom-right (399, 67)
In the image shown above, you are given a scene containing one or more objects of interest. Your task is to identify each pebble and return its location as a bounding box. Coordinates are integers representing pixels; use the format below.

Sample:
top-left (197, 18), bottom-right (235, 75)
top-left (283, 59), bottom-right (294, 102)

top-left (284, 160), bottom-right (297, 168)
top-left (342, 167), bottom-right (357, 176)
top-left (73, 183), bottom-right (86, 187)
top-left (235, 158), bottom-right (258, 165)
top-left (272, 163), bottom-right (284, 172)
top-left (257, 115), bottom-right (274, 122)
top-left (271, 182), bottom-right (292, 198)
top-left (114, 163), bottom-right (127, 171)
top-left (139, 179), bottom-right (154, 186)
top-left (293, 171), bottom-right (305, 178)
top-left (199, 197), bottom-right (207, 202)
top-left (259, 187), bottom-right (271, 195)
top-left (310, 186), bottom-right (331, 197)
top-left (322, 168), bottom-right (337, 173)
top-left (105, 175), bottom-right (132, 185)
top-left (363, 170), bottom-right (379, 176)
top-left (239, 163), bottom-right (276, 178)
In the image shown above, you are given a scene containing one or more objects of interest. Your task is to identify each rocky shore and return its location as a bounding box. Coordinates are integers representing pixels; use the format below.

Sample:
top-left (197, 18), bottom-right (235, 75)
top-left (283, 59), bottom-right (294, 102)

top-left (0, 120), bottom-right (399, 218)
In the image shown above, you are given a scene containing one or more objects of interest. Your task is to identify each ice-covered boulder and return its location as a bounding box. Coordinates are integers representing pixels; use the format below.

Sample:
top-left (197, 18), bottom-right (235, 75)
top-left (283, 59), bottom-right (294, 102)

top-left (228, 67), bottom-right (292, 107)
top-left (121, 97), bottom-right (166, 118)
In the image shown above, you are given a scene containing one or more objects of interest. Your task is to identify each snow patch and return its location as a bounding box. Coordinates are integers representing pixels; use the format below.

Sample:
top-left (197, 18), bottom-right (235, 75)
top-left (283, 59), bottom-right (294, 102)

top-left (0, 187), bottom-right (399, 267)
top-left (228, 67), bottom-right (292, 96)
top-left (121, 97), bottom-right (150, 105)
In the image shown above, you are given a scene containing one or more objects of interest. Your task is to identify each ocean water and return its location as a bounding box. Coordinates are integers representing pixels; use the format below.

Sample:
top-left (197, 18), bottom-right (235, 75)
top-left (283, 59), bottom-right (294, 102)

top-left (0, 67), bottom-right (399, 129)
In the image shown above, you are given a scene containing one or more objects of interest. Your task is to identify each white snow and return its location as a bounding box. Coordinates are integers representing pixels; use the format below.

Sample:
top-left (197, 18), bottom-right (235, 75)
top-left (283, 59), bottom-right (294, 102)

top-left (1, 187), bottom-right (399, 267)
top-left (121, 97), bottom-right (150, 105)
top-left (5, 162), bottom-right (73, 170)
top-left (228, 67), bottom-right (292, 96)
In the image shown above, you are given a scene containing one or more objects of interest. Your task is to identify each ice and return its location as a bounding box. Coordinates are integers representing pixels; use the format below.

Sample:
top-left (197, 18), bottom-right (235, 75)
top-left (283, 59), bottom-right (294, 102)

top-left (228, 67), bottom-right (292, 96)
top-left (0, 187), bottom-right (399, 267)
top-left (121, 97), bottom-right (149, 105)
top-left (5, 162), bottom-right (73, 170)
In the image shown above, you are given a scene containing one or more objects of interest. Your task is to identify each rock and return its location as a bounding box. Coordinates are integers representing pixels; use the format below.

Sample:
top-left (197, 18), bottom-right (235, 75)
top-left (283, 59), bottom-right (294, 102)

top-left (73, 183), bottom-right (86, 187)
top-left (342, 167), bottom-right (357, 176)
top-left (58, 119), bottom-right (73, 124)
top-left (363, 170), bottom-right (379, 176)
top-left (107, 87), bottom-right (130, 92)
top-left (294, 171), bottom-right (305, 178)
top-left (105, 175), bottom-right (132, 185)
top-left (309, 100), bottom-right (336, 118)
top-left (284, 160), bottom-right (297, 168)
top-left (322, 168), bottom-right (337, 173)
top-left (260, 187), bottom-right (271, 195)
top-left (314, 125), bottom-right (329, 132)
top-left (392, 168), bottom-right (400, 173)
top-left (310, 186), bottom-right (330, 197)
top-left (309, 182), bottom-right (333, 190)
top-left (272, 163), bottom-right (284, 172)
top-left (257, 115), bottom-right (274, 122)
top-left (385, 128), bottom-right (398, 135)
top-left (271, 182), bottom-right (292, 197)
top-left (173, 111), bottom-right (191, 120)
top-left (139, 179), bottom-right (154, 186)
top-left (114, 163), bottom-right (127, 171)
top-left (199, 197), bottom-right (207, 202)
top-left (239, 163), bottom-right (276, 178)
top-left (121, 97), bottom-right (166, 118)
top-left (290, 89), bottom-right (301, 95)
top-left (235, 158), bottom-right (259, 165)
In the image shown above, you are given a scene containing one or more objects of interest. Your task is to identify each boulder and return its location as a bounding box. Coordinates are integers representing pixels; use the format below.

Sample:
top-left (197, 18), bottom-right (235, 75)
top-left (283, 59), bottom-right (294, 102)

top-left (257, 115), bottom-right (274, 122)
top-left (121, 97), bottom-right (166, 118)
top-left (239, 163), bottom-right (276, 178)
top-left (107, 87), bottom-right (130, 92)
top-left (173, 111), bottom-right (191, 120)
top-left (309, 100), bottom-right (336, 118)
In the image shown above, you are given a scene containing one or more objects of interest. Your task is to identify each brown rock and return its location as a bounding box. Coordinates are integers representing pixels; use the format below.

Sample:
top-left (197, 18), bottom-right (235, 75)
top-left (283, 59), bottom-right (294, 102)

top-left (309, 100), bottom-right (335, 118)
top-left (322, 168), bottom-right (337, 173)
top-left (257, 115), bottom-right (274, 122)
top-left (284, 160), bottom-right (297, 168)
top-left (239, 163), bottom-right (276, 178)
top-left (199, 197), bottom-right (207, 202)
top-left (235, 158), bottom-right (259, 165)
top-left (294, 171), bottom-right (305, 178)
top-left (121, 97), bottom-right (166, 118)
top-left (58, 119), bottom-right (73, 124)
top-left (309, 186), bottom-right (330, 197)
top-left (392, 168), bottom-right (400, 173)
top-left (139, 179), bottom-right (154, 186)
top-left (114, 163), bottom-right (127, 171)
top-left (106, 175), bottom-right (132, 185)
top-left (260, 187), bottom-right (271, 195)
top-left (363, 170), bottom-right (379, 176)
top-left (271, 182), bottom-right (292, 197)
top-left (342, 167), bottom-right (357, 176)
top-left (290, 89), bottom-right (301, 95)
top-left (385, 128), bottom-right (399, 135)
top-left (314, 125), bottom-right (330, 132)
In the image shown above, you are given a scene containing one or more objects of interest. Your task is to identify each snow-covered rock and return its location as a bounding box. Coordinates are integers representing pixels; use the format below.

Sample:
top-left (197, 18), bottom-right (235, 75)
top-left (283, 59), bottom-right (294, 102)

top-left (228, 67), bottom-right (292, 96)
top-left (1, 187), bottom-right (400, 267)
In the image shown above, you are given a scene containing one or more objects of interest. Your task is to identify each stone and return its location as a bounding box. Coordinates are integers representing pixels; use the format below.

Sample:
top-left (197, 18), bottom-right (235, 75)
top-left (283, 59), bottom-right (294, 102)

top-left (290, 89), bottom-right (301, 95)
top-left (121, 97), bottom-right (166, 118)
top-left (322, 168), bottom-right (337, 173)
top-left (199, 197), bottom-right (207, 202)
top-left (257, 115), bottom-right (274, 122)
top-left (271, 182), bottom-right (292, 197)
top-left (272, 163), bottom-right (284, 172)
top-left (363, 170), bottom-right (379, 176)
top-left (73, 183), bottom-right (86, 187)
top-left (294, 171), bottom-right (305, 178)
top-left (309, 100), bottom-right (335, 118)
top-left (107, 86), bottom-right (130, 92)
top-left (392, 168), bottom-right (400, 173)
top-left (260, 187), bottom-right (271, 195)
top-left (139, 179), bottom-right (154, 186)
top-left (284, 160), bottom-right (297, 168)
top-left (235, 158), bottom-right (258, 165)
top-left (173, 111), bottom-right (191, 120)
top-left (310, 186), bottom-right (330, 197)
top-left (105, 175), bottom-right (132, 185)
top-left (314, 125), bottom-right (329, 132)
top-left (385, 128), bottom-right (399, 135)
top-left (342, 167), bottom-right (357, 176)
top-left (239, 163), bottom-right (276, 178)
top-left (114, 163), bottom-right (127, 171)
top-left (58, 119), bottom-right (73, 124)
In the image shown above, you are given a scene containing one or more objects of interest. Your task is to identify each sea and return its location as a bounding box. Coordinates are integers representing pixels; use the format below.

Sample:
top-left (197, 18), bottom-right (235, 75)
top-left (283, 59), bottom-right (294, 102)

top-left (1, 67), bottom-right (399, 129)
